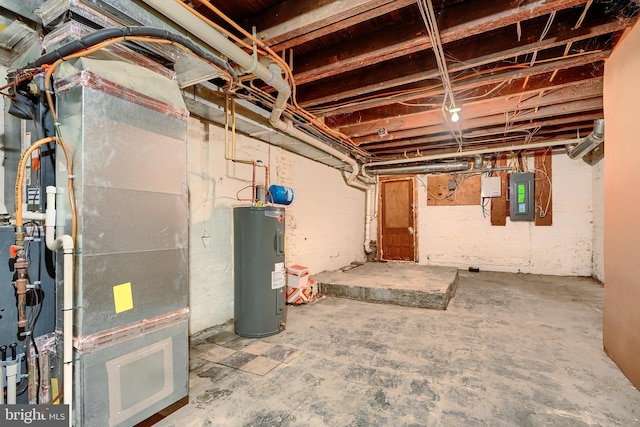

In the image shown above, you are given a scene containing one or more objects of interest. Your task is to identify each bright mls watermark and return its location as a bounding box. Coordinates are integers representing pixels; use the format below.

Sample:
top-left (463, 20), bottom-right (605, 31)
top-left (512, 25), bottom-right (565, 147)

top-left (2, 405), bottom-right (69, 426)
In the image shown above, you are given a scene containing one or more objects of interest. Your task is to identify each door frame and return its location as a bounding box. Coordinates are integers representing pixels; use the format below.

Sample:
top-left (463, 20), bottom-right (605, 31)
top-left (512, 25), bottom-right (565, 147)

top-left (377, 175), bottom-right (418, 262)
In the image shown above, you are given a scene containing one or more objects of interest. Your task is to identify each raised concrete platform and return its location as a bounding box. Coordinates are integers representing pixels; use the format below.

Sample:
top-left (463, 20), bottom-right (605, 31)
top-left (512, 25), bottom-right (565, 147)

top-left (313, 262), bottom-right (459, 310)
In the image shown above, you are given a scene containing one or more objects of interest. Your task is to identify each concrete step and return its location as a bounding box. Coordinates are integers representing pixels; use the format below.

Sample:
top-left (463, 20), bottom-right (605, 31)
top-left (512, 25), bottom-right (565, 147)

top-left (313, 262), bottom-right (459, 310)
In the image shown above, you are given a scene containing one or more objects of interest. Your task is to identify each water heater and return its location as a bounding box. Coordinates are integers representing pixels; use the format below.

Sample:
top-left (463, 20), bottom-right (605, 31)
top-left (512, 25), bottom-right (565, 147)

top-left (233, 206), bottom-right (287, 337)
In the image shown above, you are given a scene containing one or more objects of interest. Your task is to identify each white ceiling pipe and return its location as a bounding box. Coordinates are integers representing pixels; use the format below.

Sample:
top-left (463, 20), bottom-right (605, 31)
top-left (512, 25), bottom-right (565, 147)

top-left (141, 0), bottom-right (368, 191)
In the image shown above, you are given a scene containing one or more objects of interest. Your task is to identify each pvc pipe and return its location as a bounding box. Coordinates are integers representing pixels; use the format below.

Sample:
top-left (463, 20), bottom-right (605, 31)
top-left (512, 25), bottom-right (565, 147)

top-left (363, 186), bottom-right (373, 254)
top-left (45, 187), bottom-right (74, 425)
top-left (22, 209), bottom-right (46, 221)
top-left (6, 362), bottom-right (18, 404)
top-left (0, 364), bottom-right (4, 404)
top-left (141, 0), bottom-right (369, 191)
top-left (141, 0), bottom-right (289, 125)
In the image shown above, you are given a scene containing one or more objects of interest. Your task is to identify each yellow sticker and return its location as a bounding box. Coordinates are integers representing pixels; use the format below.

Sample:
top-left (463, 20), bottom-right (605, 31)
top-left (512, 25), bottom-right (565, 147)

top-left (113, 282), bottom-right (134, 313)
top-left (51, 378), bottom-right (59, 404)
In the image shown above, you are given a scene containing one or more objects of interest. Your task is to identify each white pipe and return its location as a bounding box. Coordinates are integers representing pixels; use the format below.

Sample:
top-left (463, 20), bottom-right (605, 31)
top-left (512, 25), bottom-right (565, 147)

top-left (364, 186), bottom-right (373, 254)
top-left (0, 364), bottom-right (4, 404)
top-left (6, 362), bottom-right (18, 404)
top-left (140, 0), bottom-right (290, 128)
top-left (270, 119), bottom-right (369, 190)
top-left (45, 187), bottom-right (74, 425)
top-left (22, 209), bottom-right (46, 222)
top-left (140, 0), bottom-right (369, 192)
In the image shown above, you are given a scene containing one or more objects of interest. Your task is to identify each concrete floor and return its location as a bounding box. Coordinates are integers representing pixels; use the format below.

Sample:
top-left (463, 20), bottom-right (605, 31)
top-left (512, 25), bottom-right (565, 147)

top-left (147, 269), bottom-right (640, 426)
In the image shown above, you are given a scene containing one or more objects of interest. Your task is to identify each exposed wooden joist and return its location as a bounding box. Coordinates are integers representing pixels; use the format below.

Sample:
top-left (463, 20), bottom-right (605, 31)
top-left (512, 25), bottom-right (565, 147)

top-left (297, 19), bottom-right (627, 108)
top-left (292, 0), bottom-right (587, 84)
top-left (349, 97), bottom-right (603, 153)
top-left (326, 50), bottom-right (608, 125)
top-left (370, 127), bottom-right (594, 156)
top-left (336, 76), bottom-right (603, 137)
top-left (362, 116), bottom-right (602, 152)
top-left (244, 0), bottom-right (416, 52)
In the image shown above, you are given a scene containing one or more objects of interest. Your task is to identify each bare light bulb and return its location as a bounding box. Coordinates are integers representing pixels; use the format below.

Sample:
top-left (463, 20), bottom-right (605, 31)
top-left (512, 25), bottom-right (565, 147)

top-left (449, 107), bottom-right (461, 123)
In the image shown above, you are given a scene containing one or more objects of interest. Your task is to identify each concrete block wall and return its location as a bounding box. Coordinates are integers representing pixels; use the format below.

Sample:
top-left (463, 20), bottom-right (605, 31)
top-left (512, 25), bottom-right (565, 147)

top-left (187, 118), bottom-right (366, 333)
top-left (416, 153), bottom-right (595, 276)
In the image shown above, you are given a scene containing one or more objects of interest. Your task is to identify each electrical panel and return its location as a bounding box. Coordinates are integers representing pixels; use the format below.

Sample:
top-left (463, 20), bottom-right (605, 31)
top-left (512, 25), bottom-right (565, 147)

top-left (481, 176), bottom-right (501, 198)
top-left (509, 172), bottom-right (535, 221)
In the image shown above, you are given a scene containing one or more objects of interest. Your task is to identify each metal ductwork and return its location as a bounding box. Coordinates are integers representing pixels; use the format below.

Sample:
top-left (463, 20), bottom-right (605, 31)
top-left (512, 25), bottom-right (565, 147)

top-left (369, 161), bottom-right (471, 175)
top-left (567, 119), bottom-right (605, 160)
top-left (140, 0), bottom-right (369, 190)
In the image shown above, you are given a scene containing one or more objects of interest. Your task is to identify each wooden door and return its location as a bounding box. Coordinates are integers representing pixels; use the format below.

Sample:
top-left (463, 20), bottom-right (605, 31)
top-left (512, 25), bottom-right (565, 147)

top-left (379, 177), bottom-right (416, 261)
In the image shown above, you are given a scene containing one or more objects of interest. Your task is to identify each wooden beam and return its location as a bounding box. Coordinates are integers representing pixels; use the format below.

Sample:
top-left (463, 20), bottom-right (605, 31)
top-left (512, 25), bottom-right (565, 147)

top-left (366, 120), bottom-right (602, 156)
top-left (338, 77), bottom-right (603, 137)
top-left (292, 0), bottom-right (587, 84)
top-left (361, 113), bottom-right (602, 148)
top-left (356, 98), bottom-right (603, 150)
top-left (245, 0), bottom-right (416, 52)
top-left (298, 19), bottom-right (627, 108)
top-left (370, 129), bottom-right (589, 157)
top-left (325, 51), bottom-right (611, 123)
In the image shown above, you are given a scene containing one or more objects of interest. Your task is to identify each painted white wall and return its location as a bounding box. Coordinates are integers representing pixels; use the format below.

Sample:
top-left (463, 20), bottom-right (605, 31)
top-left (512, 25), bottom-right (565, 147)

top-left (592, 156), bottom-right (605, 282)
top-left (187, 118), bottom-right (366, 333)
top-left (417, 153), bottom-right (594, 276)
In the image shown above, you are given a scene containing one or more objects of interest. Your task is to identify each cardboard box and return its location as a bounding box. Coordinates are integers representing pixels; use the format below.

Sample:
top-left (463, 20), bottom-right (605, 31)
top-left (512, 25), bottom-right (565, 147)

top-left (286, 279), bottom-right (318, 305)
top-left (287, 264), bottom-right (309, 288)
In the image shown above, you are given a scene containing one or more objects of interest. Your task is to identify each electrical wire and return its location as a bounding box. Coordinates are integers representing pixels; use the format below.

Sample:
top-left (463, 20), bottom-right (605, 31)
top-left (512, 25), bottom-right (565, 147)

top-left (173, 0), bottom-right (362, 151)
top-left (534, 147), bottom-right (552, 217)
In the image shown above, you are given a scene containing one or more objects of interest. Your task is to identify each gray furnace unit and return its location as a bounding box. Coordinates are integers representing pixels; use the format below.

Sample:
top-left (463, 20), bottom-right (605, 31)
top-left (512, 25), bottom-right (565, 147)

top-left (234, 206), bottom-right (287, 337)
top-left (54, 56), bottom-right (189, 426)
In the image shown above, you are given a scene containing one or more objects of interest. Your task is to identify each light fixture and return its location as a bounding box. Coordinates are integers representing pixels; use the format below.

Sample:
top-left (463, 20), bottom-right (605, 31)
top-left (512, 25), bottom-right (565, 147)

top-left (449, 107), bottom-right (461, 123)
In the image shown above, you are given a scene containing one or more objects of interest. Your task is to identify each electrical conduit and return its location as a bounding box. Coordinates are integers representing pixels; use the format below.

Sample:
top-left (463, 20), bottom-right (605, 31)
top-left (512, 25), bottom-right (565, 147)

top-left (45, 187), bottom-right (74, 426)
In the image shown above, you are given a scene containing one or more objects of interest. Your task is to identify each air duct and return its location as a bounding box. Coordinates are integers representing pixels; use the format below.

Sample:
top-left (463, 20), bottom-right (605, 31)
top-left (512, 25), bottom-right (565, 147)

top-left (566, 119), bottom-right (604, 160)
top-left (140, 0), bottom-right (368, 190)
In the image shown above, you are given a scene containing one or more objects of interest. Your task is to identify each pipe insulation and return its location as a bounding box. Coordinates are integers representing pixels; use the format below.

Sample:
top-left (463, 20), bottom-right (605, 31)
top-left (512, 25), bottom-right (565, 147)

top-left (140, 0), bottom-right (288, 124)
top-left (566, 119), bottom-right (604, 159)
top-left (369, 161), bottom-right (471, 175)
top-left (141, 0), bottom-right (369, 191)
top-left (21, 26), bottom-right (236, 81)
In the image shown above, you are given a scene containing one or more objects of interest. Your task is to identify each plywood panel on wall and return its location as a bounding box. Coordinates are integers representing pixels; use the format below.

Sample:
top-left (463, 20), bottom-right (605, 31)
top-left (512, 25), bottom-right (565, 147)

top-left (427, 174), bottom-right (481, 206)
top-left (534, 149), bottom-right (553, 226)
top-left (491, 154), bottom-right (507, 226)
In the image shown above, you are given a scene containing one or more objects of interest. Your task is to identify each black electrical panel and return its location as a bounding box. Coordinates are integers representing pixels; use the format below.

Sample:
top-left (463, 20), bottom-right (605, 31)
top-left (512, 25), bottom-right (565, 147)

top-left (509, 172), bottom-right (535, 221)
